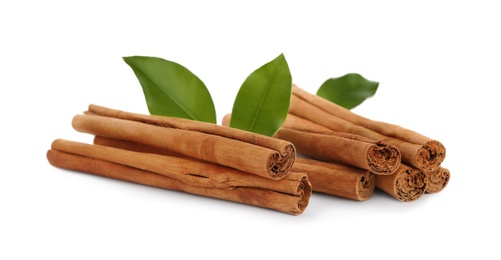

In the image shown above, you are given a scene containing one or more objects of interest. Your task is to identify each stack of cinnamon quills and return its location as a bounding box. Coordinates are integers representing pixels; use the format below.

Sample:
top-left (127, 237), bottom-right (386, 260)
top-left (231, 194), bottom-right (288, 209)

top-left (46, 104), bottom-right (312, 215)
top-left (47, 85), bottom-right (450, 215)
top-left (277, 85), bottom-right (450, 202)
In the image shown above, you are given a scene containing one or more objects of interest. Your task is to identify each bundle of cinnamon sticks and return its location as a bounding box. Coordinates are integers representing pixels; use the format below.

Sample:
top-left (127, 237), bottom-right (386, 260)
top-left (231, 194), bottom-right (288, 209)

top-left (46, 105), bottom-right (312, 215)
top-left (276, 85), bottom-right (450, 202)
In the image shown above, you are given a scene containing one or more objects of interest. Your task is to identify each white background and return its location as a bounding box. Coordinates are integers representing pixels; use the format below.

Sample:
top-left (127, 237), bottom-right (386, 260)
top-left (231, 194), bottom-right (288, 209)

top-left (1, 1), bottom-right (500, 259)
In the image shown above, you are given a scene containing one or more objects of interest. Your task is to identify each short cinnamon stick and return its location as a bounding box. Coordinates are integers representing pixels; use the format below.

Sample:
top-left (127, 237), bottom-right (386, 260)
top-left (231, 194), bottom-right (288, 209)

top-left (222, 114), bottom-right (401, 175)
top-left (47, 139), bottom-right (311, 215)
top-left (289, 86), bottom-right (446, 171)
top-left (376, 164), bottom-right (427, 202)
top-left (72, 106), bottom-right (296, 180)
top-left (275, 127), bottom-right (401, 175)
top-left (292, 157), bottom-right (375, 201)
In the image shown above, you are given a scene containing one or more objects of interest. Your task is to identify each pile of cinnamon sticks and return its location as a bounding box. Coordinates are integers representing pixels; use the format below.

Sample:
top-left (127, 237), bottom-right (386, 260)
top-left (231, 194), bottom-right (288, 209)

top-left (47, 86), bottom-right (449, 215)
top-left (274, 85), bottom-right (450, 202)
top-left (46, 105), bottom-right (312, 215)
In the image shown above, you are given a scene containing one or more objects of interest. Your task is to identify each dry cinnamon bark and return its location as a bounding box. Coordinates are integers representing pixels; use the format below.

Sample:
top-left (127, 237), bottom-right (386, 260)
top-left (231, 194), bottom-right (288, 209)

top-left (222, 114), bottom-right (400, 175)
top-left (425, 167), bottom-right (450, 194)
top-left (72, 105), bottom-right (296, 180)
top-left (274, 127), bottom-right (401, 175)
top-left (282, 113), bottom-right (333, 133)
top-left (292, 157), bottom-right (375, 201)
top-left (47, 139), bottom-right (311, 215)
top-left (376, 164), bottom-right (427, 202)
top-left (289, 86), bottom-right (445, 171)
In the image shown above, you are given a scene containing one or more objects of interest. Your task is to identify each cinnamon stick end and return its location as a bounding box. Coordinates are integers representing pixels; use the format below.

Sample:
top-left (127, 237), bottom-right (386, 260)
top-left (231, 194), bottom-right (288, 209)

top-left (425, 167), bottom-right (450, 194)
top-left (292, 174), bottom-right (312, 215)
top-left (356, 172), bottom-right (376, 201)
top-left (367, 144), bottom-right (401, 175)
top-left (376, 164), bottom-right (427, 202)
top-left (267, 144), bottom-right (296, 180)
top-left (393, 166), bottom-right (427, 202)
top-left (417, 140), bottom-right (446, 171)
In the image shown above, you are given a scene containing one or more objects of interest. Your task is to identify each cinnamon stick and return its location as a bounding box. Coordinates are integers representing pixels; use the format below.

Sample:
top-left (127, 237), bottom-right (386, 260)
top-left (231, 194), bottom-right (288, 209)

top-left (292, 157), bottom-right (375, 201)
top-left (425, 166), bottom-right (450, 194)
top-left (222, 114), bottom-right (401, 175)
top-left (289, 86), bottom-right (446, 171)
top-left (375, 164), bottom-right (427, 202)
top-left (47, 139), bottom-right (311, 215)
top-left (72, 105), bottom-right (296, 180)
top-left (275, 127), bottom-right (401, 175)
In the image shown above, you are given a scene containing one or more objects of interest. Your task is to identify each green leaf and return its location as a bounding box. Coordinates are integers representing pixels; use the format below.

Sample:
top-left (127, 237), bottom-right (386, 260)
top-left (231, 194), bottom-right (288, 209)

top-left (316, 73), bottom-right (379, 110)
top-left (123, 56), bottom-right (217, 124)
top-left (230, 53), bottom-right (292, 137)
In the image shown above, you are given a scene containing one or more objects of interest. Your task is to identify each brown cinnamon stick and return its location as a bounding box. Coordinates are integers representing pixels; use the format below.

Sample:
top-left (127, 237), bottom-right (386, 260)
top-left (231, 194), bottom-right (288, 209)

top-left (275, 127), bottom-right (401, 175)
top-left (72, 105), bottom-right (296, 180)
top-left (376, 164), bottom-right (427, 202)
top-left (222, 114), bottom-right (400, 175)
top-left (292, 157), bottom-right (375, 201)
top-left (289, 86), bottom-right (446, 171)
top-left (47, 139), bottom-right (311, 215)
top-left (425, 166), bottom-right (450, 194)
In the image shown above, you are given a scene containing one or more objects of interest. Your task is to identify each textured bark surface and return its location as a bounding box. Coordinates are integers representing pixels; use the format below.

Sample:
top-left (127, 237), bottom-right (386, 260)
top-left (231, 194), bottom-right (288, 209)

top-left (47, 139), bottom-right (311, 215)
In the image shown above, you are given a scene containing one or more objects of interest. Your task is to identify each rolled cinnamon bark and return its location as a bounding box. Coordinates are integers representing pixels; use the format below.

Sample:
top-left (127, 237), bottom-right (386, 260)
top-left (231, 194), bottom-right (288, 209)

top-left (94, 136), bottom-right (185, 158)
top-left (47, 139), bottom-right (311, 215)
top-left (72, 107), bottom-right (296, 180)
top-left (376, 164), bottom-right (427, 202)
top-left (292, 157), bottom-right (375, 201)
top-left (274, 127), bottom-right (401, 175)
top-left (425, 167), bottom-right (450, 194)
top-left (289, 88), bottom-right (445, 171)
top-left (222, 114), bottom-right (401, 175)
top-left (282, 113), bottom-right (333, 133)
top-left (87, 104), bottom-right (293, 159)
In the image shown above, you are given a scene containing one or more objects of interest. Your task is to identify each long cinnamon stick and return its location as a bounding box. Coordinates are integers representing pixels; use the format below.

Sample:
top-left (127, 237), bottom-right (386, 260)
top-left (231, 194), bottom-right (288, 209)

top-left (292, 157), bottom-right (375, 201)
top-left (289, 87), bottom-right (445, 171)
top-left (87, 104), bottom-right (294, 159)
top-left (376, 164), bottom-right (427, 202)
top-left (72, 106), bottom-right (296, 180)
top-left (47, 139), bottom-right (311, 215)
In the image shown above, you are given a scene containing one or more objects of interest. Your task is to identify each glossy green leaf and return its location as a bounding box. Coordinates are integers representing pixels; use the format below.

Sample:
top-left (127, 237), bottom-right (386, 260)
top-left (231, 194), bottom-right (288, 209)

top-left (230, 53), bottom-right (292, 137)
top-left (123, 56), bottom-right (217, 123)
top-left (316, 73), bottom-right (379, 110)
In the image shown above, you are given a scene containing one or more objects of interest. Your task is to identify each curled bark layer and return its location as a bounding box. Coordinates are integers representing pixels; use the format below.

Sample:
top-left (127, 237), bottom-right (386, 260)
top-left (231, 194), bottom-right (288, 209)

top-left (425, 167), bottom-right (450, 194)
top-left (376, 164), bottom-right (427, 202)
